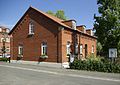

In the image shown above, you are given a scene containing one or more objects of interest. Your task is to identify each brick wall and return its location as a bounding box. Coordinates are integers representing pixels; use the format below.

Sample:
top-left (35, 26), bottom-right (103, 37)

top-left (11, 9), bottom-right (61, 62)
top-left (61, 29), bottom-right (97, 61)
top-left (10, 8), bottom-right (97, 63)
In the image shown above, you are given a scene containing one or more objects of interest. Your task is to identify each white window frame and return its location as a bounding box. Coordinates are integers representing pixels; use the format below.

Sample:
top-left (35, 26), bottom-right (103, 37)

top-left (6, 38), bottom-right (10, 42)
top-left (66, 41), bottom-right (71, 55)
top-left (1, 38), bottom-right (4, 42)
top-left (29, 21), bottom-right (34, 35)
top-left (18, 45), bottom-right (23, 55)
top-left (80, 44), bottom-right (83, 54)
top-left (0, 28), bottom-right (2, 32)
top-left (6, 47), bottom-right (10, 52)
top-left (92, 45), bottom-right (94, 53)
top-left (72, 21), bottom-right (76, 30)
top-left (41, 43), bottom-right (47, 55)
top-left (75, 43), bottom-right (78, 54)
top-left (0, 47), bottom-right (2, 52)
top-left (6, 29), bottom-right (10, 33)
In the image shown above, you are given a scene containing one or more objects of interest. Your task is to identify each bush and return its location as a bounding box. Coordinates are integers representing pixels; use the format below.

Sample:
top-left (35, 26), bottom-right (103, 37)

top-left (70, 55), bottom-right (120, 73)
top-left (0, 57), bottom-right (8, 62)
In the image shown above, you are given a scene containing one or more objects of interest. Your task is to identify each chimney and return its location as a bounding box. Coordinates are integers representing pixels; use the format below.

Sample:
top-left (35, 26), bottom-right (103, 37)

top-left (86, 29), bottom-right (94, 36)
top-left (62, 20), bottom-right (76, 30)
top-left (76, 25), bottom-right (86, 33)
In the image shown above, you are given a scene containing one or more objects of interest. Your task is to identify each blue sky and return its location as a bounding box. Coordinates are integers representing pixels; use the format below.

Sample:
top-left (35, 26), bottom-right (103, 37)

top-left (0, 0), bottom-right (99, 29)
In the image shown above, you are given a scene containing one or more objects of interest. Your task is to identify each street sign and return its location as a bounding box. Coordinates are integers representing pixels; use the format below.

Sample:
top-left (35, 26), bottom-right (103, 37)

top-left (109, 48), bottom-right (117, 58)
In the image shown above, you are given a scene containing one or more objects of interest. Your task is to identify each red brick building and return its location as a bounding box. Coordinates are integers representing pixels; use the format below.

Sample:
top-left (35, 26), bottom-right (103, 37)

top-left (9, 7), bottom-right (97, 63)
top-left (0, 26), bottom-right (10, 57)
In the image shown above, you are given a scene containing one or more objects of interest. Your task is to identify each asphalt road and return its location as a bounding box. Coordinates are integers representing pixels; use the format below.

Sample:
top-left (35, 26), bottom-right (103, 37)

top-left (0, 62), bottom-right (120, 85)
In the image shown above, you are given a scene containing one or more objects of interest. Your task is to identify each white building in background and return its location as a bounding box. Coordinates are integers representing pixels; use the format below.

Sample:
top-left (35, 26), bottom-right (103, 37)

top-left (0, 26), bottom-right (10, 58)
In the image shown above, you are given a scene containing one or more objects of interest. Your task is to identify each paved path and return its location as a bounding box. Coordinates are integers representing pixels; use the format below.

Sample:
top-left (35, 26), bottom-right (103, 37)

top-left (0, 62), bottom-right (120, 85)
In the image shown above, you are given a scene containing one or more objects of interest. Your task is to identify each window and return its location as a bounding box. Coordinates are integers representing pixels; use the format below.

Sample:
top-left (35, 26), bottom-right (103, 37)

top-left (75, 43), bottom-right (78, 54)
top-left (0, 28), bottom-right (2, 32)
top-left (92, 45), bottom-right (94, 53)
top-left (6, 29), bottom-right (10, 33)
top-left (80, 44), bottom-right (83, 54)
top-left (1, 38), bottom-right (4, 42)
top-left (6, 47), bottom-right (10, 52)
top-left (41, 42), bottom-right (47, 55)
top-left (6, 38), bottom-right (10, 42)
top-left (72, 21), bottom-right (76, 30)
top-left (1, 38), bottom-right (10, 42)
top-left (18, 45), bottom-right (23, 55)
top-left (29, 21), bottom-right (34, 34)
top-left (0, 47), bottom-right (2, 52)
top-left (66, 41), bottom-right (71, 55)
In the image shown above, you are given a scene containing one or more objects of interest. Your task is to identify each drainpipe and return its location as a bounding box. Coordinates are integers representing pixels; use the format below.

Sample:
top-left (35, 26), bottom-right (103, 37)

top-left (57, 30), bottom-right (59, 63)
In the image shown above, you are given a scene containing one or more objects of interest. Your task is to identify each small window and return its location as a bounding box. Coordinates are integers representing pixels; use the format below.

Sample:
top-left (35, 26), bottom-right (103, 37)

top-left (18, 45), bottom-right (23, 55)
top-left (1, 38), bottom-right (4, 42)
top-left (41, 42), bottom-right (47, 55)
top-left (72, 21), bottom-right (76, 30)
top-left (29, 21), bottom-right (34, 35)
top-left (6, 38), bottom-right (10, 42)
top-left (80, 44), bottom-right (83, 54)
top-left (0, 28), bottom-right (2, 32)
top-left (0, 47), bottom-right (2, 52)
top-left (6, 47), bottom-right (10, 52)
top-left (66, 41), bottom-right (71, 55)
top-left (1, 38), bottom-right (10, 43)
top-left (6, 29), bottom-right (10, 33)
top-left (75, 43), bottom-right (78, 54)
top-left (92, 45), bottom-right (94, 53)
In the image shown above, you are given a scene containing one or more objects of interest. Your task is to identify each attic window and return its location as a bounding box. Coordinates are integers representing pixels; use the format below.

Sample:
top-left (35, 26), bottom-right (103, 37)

top-left (29, 21), bottom-right (34, 35)
top-left (72, 21), bottom-right (76, 30)
top-left (0, 28), bottom-right (2, 32)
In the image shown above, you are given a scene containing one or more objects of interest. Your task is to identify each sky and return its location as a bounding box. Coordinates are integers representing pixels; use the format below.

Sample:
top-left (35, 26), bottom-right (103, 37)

top-left (0, 0), bottom-right (99, 29)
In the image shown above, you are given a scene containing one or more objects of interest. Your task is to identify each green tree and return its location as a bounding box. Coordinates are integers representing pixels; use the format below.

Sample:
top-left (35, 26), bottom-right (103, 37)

top-left (46, 11), bottom-right (55, 16)
top-left (46, 10), bottom-right (67, 20)
top-left (97, 42), bottom-right (102, 55)
top-left (94, 0), bottom-right (120, 56)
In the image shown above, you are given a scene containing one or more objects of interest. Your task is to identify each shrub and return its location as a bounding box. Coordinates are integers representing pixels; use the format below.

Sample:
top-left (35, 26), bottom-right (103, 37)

top-left (70, 55), bottom-right (120, 73)
top-left (0, 57), bottom-right (8, 62)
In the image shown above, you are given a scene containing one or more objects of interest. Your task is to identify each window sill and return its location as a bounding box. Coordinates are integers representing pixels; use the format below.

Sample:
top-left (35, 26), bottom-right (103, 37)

top-left (40, 55), bottom-right (48, 59)
top-left (28, 33), bottom-right (34, 35)
top-left (66, 56), bottom-right (69, 58)
top-left (18, 55), bottom-right (23, 57)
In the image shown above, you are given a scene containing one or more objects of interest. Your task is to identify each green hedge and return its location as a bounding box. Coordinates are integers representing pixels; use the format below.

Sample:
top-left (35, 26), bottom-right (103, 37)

top-left (0, 57), bottom-right (8, 62)
top-left (70, 57), bottom-right (120, 73)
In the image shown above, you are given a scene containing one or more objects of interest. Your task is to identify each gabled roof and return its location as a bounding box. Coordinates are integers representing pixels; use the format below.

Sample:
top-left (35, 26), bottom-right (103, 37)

top-left (9, 6), bottom-right (97, 39)
top-left (9, 6), bottom-right (71, 35)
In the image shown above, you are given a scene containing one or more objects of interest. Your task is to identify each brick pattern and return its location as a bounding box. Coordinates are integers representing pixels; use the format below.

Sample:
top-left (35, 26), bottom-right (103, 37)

top-left (10, 8), bottom-right (97, 63)
top-left (11, 9), bottom-right (60, 62)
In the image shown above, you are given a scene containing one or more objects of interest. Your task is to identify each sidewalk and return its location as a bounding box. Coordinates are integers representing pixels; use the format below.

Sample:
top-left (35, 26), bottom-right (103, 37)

top-left (1, 61), bottom-right (120, 81)
top-left (10, 60), bottom-right (63, 68)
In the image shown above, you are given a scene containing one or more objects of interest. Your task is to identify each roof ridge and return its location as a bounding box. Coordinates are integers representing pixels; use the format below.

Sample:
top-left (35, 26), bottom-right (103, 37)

top-left (30, 6), bottom-right (71, 28)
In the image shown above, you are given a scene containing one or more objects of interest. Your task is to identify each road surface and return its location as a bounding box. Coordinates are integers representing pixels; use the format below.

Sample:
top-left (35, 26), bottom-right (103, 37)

top-left (0, 62), bottom-right (120, 85)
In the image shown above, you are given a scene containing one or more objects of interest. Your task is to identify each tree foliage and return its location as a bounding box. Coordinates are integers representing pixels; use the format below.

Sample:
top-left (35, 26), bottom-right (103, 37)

top-left (97, 42), bottom-right (102, 55)
top-left (46, 11), bottom-right (55, 16)
top-left (94, 0), bottom-right (120, 56)
top-left (46, 10), bottom-right (67, 20)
